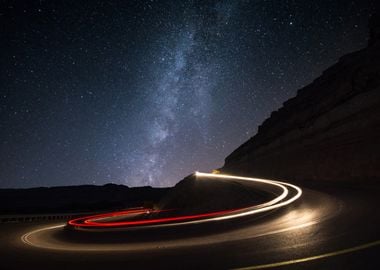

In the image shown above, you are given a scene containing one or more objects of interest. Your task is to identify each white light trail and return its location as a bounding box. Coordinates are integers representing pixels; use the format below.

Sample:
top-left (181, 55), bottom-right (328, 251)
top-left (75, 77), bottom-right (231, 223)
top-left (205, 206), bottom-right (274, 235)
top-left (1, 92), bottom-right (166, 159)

top-left (174, 172), bottom-right (302, 224)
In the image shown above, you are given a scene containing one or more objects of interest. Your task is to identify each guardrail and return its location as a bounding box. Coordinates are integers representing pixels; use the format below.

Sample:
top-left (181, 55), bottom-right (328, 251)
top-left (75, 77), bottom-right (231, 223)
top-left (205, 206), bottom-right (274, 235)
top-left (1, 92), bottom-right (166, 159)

top-left (0, 213), bottom-right (94, 224)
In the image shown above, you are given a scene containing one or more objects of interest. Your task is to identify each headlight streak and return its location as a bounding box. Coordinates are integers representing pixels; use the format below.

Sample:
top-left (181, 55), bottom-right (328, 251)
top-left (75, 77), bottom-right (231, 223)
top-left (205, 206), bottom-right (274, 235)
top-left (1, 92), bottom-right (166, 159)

top-left (66, 172), bottom-right (302, 229)
top-left (21, 224), bottom-right (66, 249)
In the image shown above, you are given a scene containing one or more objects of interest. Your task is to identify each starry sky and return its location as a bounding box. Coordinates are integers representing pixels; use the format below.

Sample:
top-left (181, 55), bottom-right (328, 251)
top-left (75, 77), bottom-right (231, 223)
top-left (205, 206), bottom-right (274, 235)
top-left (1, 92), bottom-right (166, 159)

top-left (1, 0), bottom-right (378, 188)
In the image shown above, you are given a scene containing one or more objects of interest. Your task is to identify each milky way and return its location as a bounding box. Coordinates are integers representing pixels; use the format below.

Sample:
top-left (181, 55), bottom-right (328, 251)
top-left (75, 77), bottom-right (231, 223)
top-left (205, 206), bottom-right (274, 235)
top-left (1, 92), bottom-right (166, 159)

top-left (128, 2), bottom-right (239, 186)
top-left (1, 1), bottom-right (378, 187)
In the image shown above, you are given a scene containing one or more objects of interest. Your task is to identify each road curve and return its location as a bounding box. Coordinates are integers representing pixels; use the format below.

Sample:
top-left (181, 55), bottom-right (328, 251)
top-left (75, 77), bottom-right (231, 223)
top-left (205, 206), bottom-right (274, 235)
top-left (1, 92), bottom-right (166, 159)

top-left (0, 174), bottom-right (379, 269)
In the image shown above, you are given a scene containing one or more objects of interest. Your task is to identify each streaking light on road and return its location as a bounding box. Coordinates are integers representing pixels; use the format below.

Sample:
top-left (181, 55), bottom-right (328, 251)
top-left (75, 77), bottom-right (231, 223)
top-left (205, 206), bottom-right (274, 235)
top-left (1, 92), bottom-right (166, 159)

top-left (66, 172), bottom-right (302, 230)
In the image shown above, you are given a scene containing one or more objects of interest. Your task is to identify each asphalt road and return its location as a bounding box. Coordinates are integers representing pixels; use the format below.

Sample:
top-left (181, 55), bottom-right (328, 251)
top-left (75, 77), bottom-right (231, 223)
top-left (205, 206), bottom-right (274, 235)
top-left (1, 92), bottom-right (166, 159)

top-left (1, 178), bottom-right (379, 270)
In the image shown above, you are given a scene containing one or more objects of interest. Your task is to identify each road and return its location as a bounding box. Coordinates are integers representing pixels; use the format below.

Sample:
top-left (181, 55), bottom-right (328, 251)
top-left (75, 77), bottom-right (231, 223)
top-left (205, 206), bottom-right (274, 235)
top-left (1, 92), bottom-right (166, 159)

top-left (0, 174), bottom-right (379, 269)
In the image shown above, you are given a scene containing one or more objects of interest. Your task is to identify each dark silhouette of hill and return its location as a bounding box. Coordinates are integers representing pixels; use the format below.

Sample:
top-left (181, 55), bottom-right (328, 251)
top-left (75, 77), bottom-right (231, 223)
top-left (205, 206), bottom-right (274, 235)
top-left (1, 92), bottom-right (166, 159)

top-left (223, 14), bottom-right (380, 183)
top-left (156, 174), bottom-right (270, 214)
top-left (0, 184), bottom-right (169, 215)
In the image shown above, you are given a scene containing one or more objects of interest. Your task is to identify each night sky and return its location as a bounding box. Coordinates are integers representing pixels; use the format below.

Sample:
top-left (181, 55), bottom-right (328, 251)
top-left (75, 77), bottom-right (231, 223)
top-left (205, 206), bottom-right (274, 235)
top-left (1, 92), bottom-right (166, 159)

top-left (1, 1), bottom-right (378, 188)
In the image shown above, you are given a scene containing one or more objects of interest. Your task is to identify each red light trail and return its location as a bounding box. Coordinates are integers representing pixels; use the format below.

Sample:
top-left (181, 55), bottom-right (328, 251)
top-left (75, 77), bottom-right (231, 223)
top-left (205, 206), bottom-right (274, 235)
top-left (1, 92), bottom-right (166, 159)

top-left (67, 172), bottom-right (302, 230)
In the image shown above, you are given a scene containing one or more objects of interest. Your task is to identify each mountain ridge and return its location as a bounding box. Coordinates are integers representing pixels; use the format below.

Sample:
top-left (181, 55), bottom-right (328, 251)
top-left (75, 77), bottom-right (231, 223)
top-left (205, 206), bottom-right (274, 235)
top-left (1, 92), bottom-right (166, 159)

top-left (0, 184), bottom-right (169, 214)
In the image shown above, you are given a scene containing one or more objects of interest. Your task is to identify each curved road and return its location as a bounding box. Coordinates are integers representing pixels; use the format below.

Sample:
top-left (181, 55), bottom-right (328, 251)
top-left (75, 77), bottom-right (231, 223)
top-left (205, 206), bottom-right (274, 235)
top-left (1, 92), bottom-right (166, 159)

top-left (1, 173), bottom-right (379, 269)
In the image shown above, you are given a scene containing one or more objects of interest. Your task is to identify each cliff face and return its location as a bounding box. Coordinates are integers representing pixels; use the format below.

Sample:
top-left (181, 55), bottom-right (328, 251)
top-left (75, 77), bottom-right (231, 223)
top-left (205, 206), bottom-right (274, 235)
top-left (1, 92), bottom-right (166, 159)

top-left (222, 15), bottom-right (380, 183)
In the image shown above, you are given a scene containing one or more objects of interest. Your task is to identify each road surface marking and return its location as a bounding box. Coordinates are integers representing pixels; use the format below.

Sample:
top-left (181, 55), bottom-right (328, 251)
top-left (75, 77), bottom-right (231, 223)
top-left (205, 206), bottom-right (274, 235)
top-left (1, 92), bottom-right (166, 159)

top-left (236, 239), bottom-right (380, 269)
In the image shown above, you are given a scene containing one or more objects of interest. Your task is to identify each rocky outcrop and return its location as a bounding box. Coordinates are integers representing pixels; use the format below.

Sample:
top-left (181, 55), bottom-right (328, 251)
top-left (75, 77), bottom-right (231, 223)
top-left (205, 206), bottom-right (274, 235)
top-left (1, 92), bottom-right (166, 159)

top-left (222, 15), bottom-right (380, 183)
top-left (157, 174), bottom-right (269, 214)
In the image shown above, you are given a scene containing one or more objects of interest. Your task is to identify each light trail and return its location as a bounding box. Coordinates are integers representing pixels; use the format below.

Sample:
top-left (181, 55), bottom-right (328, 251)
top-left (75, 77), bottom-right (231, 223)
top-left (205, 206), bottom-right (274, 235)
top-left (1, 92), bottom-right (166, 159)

top-left (21, 224), bottom-right (66, 249)
top-left (19, 189), bottom-right (338, 252)
top-left (67, 172), bottom-right (302, 229)
top-left (23, 177), bottom-right (345, 254)
top-left (17, 175), bottom-right (379, 269)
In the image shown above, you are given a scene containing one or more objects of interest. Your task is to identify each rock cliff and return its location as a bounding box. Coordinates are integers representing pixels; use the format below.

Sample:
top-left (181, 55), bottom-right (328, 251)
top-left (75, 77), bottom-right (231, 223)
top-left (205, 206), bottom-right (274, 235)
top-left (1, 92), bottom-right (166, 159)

top-left (222, 15), bottom-right (380, 183)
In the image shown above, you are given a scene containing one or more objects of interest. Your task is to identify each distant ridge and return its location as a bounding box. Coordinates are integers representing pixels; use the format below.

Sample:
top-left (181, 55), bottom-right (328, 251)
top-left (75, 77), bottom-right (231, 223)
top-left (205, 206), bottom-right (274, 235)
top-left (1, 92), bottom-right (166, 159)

top-left (0, 184), bottom-right (169, 214)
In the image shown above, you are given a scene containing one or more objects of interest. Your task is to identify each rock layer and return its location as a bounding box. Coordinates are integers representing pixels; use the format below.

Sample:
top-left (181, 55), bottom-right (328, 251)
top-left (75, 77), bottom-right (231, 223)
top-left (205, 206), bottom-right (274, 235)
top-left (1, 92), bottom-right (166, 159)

top-left (223, 15), bottom-right (380, 183)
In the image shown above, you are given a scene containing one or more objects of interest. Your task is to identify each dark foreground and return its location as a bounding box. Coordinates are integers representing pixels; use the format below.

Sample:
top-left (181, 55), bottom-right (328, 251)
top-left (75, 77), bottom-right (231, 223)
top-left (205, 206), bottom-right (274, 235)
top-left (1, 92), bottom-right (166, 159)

top-left (0, 180), bottom-right (379, 270)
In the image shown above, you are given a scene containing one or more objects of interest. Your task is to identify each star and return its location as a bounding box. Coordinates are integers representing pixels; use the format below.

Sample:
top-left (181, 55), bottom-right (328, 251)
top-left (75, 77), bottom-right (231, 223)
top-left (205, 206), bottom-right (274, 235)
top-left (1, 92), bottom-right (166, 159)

top-left (0, 0), bottom-right (376, 188)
